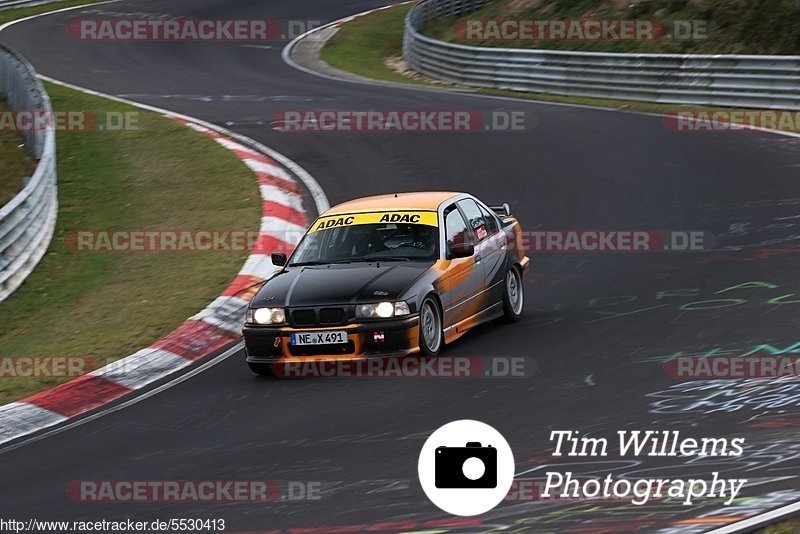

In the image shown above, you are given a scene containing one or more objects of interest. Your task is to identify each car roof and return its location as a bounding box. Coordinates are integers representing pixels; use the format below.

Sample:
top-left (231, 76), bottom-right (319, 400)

top-left (323, 192), bottom-right (463, 215)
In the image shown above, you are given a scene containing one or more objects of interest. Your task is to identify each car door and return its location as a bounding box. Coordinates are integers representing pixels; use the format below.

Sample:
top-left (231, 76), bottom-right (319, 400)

top-left (437, 204), bottom-right (486, 332)
top-left (457, 198), bottom-right (507, 306)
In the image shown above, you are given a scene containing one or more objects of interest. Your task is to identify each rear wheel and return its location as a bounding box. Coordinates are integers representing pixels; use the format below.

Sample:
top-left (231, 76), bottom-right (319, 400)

top-left (418, 297), bottom-right (443, 356)
top-left (502, 265), bottom-right (524, 322)
top-left (248, 362), bottom-right (273, 376)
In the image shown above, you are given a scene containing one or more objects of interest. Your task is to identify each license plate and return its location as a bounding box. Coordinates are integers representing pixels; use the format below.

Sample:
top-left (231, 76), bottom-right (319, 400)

top-left (291, 331), bottom-right (347, 346)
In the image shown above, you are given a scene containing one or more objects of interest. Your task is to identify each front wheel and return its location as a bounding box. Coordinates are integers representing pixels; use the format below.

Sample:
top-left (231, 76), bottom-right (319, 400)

top-left (502, 265), bottom-right (524, 322)
top-left (418, 297), bottom-right (443, 356)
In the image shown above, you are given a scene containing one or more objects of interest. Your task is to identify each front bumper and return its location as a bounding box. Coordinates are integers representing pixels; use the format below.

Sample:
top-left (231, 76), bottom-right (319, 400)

top-left (243, 315), bottom-right (420, 363)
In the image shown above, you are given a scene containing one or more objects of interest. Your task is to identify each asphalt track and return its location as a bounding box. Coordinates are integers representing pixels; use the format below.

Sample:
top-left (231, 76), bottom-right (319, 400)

top-left (2, 0), bottom-right (800, 531)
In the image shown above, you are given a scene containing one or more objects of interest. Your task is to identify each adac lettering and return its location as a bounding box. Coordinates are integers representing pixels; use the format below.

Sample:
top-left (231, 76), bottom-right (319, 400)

top-left (316, 216), bottom-right (355, 230)
top-left (380, 213), bottom-right (421, 223)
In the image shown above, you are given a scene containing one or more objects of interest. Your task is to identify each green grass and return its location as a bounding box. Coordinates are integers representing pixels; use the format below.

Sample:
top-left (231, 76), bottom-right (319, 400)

top-left (0, 99), bottom-right (35, 206)
top-left (320, 3), bottom-right (800, 134)
top-left (0, 0), bottom-right (113, 207)
top-left (0, 0), bottom-right (107, 25)
top-left (0, 81), bottom-right (260, 404)
top-left (320, 4), bottom-right (417, 85)
top-left (0, 0), bottom-right (111, 206)
top-left (759, 520), bottom-right (800, 534)
top-left (422, 0), bottom-right (800, 54)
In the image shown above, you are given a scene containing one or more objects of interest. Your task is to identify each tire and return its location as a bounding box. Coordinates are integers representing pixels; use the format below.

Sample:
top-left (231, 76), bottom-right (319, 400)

top-left (502, 265), bottom-right (524, 322)
top-left (248, 362), bottom-right (273, 376)
top-left (418, 296), bottom-right (443, 356)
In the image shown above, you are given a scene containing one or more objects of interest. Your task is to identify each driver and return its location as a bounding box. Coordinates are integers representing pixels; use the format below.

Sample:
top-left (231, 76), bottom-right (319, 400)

top-left (412, 224), bottom-right (437, 254)
top-left (353, 226), bottom-right (387, 257)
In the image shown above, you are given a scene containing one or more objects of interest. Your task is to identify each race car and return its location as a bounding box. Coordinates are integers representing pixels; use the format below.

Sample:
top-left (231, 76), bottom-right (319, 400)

top-left (243, 192), bottom-right (529, 374)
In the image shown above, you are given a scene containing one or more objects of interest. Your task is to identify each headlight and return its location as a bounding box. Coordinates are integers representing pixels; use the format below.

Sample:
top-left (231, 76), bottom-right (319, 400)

top-left (356, 301), bottom-right (411, 319)
top-left (247, 307), bottom-right (286, 325)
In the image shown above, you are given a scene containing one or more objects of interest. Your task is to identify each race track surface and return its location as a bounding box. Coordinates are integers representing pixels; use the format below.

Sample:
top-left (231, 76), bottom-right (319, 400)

top-left (2, 0), bottom-right (800, 531)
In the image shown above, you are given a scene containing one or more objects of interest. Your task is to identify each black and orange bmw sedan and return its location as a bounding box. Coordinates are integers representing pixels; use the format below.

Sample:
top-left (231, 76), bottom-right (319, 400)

top-left (243, 192), bottom-right (529, 374)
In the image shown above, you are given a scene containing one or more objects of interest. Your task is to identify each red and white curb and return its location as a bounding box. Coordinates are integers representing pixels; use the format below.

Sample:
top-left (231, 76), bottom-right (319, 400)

top-left (0, 121), bottom-right (312, 445)
top-left (0, 1), bottom-right (328, 447)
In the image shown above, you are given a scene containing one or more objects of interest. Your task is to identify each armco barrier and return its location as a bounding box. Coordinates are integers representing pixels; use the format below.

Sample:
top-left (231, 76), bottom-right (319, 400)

top-left (0, 44), bottom-right (57, 303)
top-left (403, 0), bottom-right (800, 110)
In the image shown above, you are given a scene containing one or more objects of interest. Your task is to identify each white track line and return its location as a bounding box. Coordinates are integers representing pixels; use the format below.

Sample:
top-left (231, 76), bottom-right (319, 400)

top-left (282, 4), bottom-right (800, 534)
top-left (3, 4), bottom-right (798, 531)
top-left (0, 343), bottom-right (243, 455)
top-left (281, 4), bottom-right (800, 142)
top-left (34, 73), bottom-right (329, 215)
top-left (707, 501), bottom-right (800, 533)
top-left (0, 0), bottom-right (329, 448)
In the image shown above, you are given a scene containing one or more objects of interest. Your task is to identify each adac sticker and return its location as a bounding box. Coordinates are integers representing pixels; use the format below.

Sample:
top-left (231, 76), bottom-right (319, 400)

top-left (310, 211), bottom-right (438, 232)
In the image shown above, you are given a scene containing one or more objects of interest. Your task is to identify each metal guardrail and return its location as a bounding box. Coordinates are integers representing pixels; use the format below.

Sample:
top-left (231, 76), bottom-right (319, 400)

top-left (0, 44), bottom-right (57, 303)
top-left (404, 0), bottom-right (800, 110)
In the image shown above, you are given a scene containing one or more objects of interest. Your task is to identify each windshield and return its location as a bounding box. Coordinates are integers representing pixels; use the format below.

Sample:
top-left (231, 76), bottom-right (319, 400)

top-left (290, 217), bottom-right (439, 266)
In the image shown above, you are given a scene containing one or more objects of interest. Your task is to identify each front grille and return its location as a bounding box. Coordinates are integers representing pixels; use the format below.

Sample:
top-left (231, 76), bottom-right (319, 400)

top-left (292, 309), bottom-right (316, 326)
top-left (319, 307), bottom-right (346, 325)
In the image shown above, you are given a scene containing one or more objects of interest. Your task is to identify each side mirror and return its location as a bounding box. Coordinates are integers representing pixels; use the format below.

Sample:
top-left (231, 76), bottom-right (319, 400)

top-left (271, 252), bottom-right (287, 267)
top-left (449, 242), bottom-right (475, 259)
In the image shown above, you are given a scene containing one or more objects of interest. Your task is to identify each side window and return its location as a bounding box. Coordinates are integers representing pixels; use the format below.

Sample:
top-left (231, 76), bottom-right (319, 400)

top-left (478, 203), bottom-right (500, 235)
top-left (444, 207), bottom-right (469, 257)
top-left (457, 199), bottom-right (491, 242)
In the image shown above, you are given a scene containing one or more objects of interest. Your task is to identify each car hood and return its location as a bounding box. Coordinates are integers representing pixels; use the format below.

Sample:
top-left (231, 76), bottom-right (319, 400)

top-left (251, 262), bottom-right (432, 308)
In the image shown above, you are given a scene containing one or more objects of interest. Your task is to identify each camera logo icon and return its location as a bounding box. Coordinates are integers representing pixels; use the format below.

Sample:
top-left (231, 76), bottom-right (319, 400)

top-left (418, 420), bottom-right (515, 516)
top-left (435, 442), bottom-right (497, 489)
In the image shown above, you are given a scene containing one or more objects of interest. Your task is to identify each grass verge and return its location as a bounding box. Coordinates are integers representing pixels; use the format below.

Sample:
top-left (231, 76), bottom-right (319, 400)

top-left (0, 80), bottom-right (260, 404)
top-left (0, 0), bottom-right (107, 26)
top-left (320, 4), bottom-right (800, 134)
top-left (759, 520), bottom-right (800, 534)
